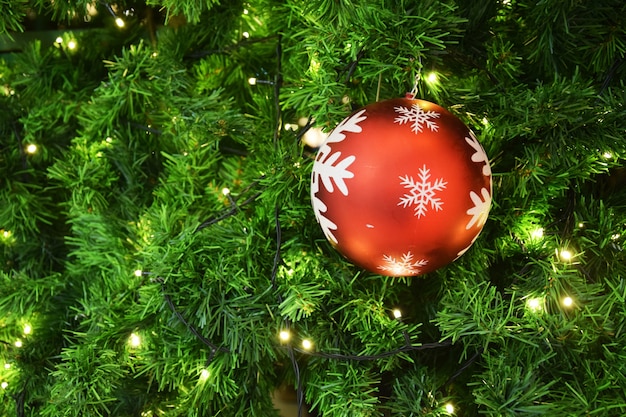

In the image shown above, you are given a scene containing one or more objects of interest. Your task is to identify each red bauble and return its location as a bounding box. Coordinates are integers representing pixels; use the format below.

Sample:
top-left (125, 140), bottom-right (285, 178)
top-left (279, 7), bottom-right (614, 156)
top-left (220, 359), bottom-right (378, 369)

top-left (311, 97), bottom-right (492, 276)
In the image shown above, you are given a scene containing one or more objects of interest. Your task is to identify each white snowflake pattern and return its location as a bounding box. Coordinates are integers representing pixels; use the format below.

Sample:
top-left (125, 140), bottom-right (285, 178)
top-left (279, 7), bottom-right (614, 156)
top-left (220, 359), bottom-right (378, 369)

top-left (394, 103), bottom-right (440, 134)
top-left (378, 252), bottom-right (428, 276)
top-left (311, 109), bottom-right (367, 244)
top-left (465, 187), bottom-right (491, 229)
top-left (465, 131), bottom-right (491, 177)
top-left (398, 165), bottom-right (447, 218)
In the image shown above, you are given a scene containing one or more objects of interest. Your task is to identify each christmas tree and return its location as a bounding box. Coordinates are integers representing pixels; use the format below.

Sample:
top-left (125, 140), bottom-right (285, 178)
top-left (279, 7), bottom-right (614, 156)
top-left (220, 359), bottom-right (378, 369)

top-left (1, 0), bottom-right (625, 416)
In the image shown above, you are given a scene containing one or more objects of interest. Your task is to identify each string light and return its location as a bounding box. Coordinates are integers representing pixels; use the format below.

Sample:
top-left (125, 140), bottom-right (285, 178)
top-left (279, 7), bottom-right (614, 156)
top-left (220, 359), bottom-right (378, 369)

top-left (526, 297), bottom-right (543, 313)
top-left (279, 330), bottom-right (291, 342)
top-left (221, 187), bottom-right (231, 196)
top-left (558, 249), bottom-right (573, 261)
top-left (23, 324), bottom-right (32, 335)
top-left (134, 269), bottom-right (143, 277)
top-left (4, 363), bottom-right (10, 370)
top-left (562, 296), bottom-right (573, 307)
top-left (115, 17), bottom-right (125, 28)
top-left (302, 126), bottom-right (328, 148)
top-left (128, 333), bottom-right (141, 348)
top-left (445, 402), bottom-right (455, 414)
top-left (426, 72), bottom-right (439, 84)
top-left (0, 382), bottom-right (7, 389)
top-left (2, 229), bottom-right (11, 239)
top-left (301, 339), bottom-right (313, 350)
top-left (242, 31), bottom-right (250, 38)
top-left (67, 40), bottom-right (77, 50)
top-left (530, 227), bottom-right (544, 240)
top-left (248, 77), bottom-right (257, 85)
top-left (602, 151), bottom-right (613, 159)
top-left (243, 8), bottom-right (249, 14)
top-left (392, 309), bottom-right (402, 319)
top-left (26, 144), bottom-right (38, 154)
top-left (55, 36), bottom-right (63, 44)
top-left (199, 368), bottom-right (211, 382)
top-left (14, 340), bottom-right (23, 348)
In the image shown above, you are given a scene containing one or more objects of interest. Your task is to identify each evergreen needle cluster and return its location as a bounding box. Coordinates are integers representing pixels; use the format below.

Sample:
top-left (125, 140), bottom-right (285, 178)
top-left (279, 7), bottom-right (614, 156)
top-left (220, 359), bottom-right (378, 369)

top-left (0, 1), bottom-right (625, 416)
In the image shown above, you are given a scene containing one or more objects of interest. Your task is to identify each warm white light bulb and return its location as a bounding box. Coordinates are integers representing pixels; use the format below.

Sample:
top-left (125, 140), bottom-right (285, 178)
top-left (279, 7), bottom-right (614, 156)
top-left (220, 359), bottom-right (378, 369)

top-left (221, 187), bottom-right (231, 196)
top-left (279, 330), bottom-right (291, 342)
top-left (445, 402), bottom-right (455, 414)
top-left (199, 368), bottom-right (210, 381)
top-left (4, 363), bottom-right (11, 369)
top-left (26, 144), bottom-right (38, 154)
top-left (426, 72), bottom-right (439, 83)
top-left (67, 40), bottom-right (77, 50)
top-left (55, 36), bottom-right (63, 44)
top-left (301, 339), bottom-right (313, 350)
top-left (392, 309), bottom-right (402, 319)
top-left (302, 127), bottom-right (328, 148)
top-left (14, 340), bottom-right (23, 348)
top-left (23, 324), bottom-right (32, 335)
top-left (530, 227), bottom-right (544, 240)
top-left (562, 296), bottom-right (573, 307)
top-left (2, 230), bottom-right (10, 238)
top-left (248, 77), bottom-right (257, 85)
top-left (115, 17), bottom-right (125, 28)
top-left (526, 297), bottom-right (543, 312)
top-left (559, 249), bottom-right (573, 261)
top-left (242, 31), bottom-right (250, 38)
top-left (134, 269), bottom-right (143, 277)
top-left (129, 333), bottom-right (141, 347)
top-left (603, 151), bottom-right (613, 159)
top-left (0, 382), bottom-right (7, 389)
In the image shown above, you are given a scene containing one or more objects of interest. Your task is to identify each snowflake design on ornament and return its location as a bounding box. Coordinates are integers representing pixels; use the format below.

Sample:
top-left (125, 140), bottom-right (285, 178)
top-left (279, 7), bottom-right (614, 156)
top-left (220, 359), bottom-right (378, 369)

top-left (398, 165), bottom-right (447, 218)
top-left (311, 109), bottom-right (367, 244)
top-left (378, 252), bottom-right (428, 275)
top-left (394, 103), bottom-right (440, 134)
top-left (466, 187), bottom-right (491, 229)
top-left (465, 131), bottom-right (491, 176)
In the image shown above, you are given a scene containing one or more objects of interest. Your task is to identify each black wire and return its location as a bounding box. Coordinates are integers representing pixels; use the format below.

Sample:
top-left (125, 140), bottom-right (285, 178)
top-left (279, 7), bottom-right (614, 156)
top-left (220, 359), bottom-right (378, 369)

top-left (155, 277), bottom-right (229, 357)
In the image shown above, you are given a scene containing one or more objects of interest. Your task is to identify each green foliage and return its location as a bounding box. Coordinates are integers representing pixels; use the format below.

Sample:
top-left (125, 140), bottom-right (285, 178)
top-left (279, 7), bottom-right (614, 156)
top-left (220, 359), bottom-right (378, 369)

top-left (0, 0), bottom-right (625, 416)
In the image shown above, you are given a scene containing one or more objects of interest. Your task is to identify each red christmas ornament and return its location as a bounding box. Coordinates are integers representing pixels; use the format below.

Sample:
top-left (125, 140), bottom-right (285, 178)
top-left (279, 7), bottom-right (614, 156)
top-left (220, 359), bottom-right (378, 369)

top-left (310, 97), bottom-right (492, 276)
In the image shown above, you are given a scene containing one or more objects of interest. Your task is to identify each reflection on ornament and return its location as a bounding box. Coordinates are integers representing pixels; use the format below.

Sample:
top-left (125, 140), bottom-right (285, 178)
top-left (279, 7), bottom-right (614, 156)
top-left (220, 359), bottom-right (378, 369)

top-left (310, 97), bottom-right (492, 276)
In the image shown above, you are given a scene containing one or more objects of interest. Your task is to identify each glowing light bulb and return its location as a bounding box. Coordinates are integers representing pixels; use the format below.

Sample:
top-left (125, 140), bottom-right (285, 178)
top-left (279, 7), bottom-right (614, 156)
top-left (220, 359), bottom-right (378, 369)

top-left (526, 297), bottom-right (543, 312)
top-left (301, 339), bottom-right (313, 350)
top-left (1, 382), bottom-right (7, 389)
top-left (55, 36), bottom-right (63, 44)
top-left (578, 222), bottom-right (585, 229)
top-left (115, 17), bottom-right (125, 28)
top-left (134, 269), bottom-right (143, 277)
top-left (603, 151), bottom-right (613, 159)
top-left (392, 309), bottom-right (402, 319)
top-left (4, 363), bottom-right (10, 369)
top-left (14, 340), bottom-right (23, 348)
top-left (530, 227), bottom-right (544, 240)
top-left (23, 324), bottom-right (32, 335)
top-left (129, 333), bottom-right (141, 347)
top-left (243, 9), bottom-right (249, 14)
top-left (481, 117), bottom-right (490, 126)
top-left (562, 296), bottom-right (573, 307)
top-left (222, 187), bottom-right (231, 196)
top-left (559, 249), bottom-right (573, 261)
top-left (445, 402), bottom-right (455, 414)
top-left (302, 127), bottom-right (328, 148)
top-left (426, 72), bottom-right (439, 83)
top-left (67, 40), bottom-right (77, 50)
top-left (279, 330), bottom-right (291, 342)
top-left (242, 31), bottom-right (250, 38)
top-left (248, 77), bottom-right (257, 86)
top-left (2, 230), bottom-right (11, 238)
top-left (26, 144), bottom-right (38, 154)
top-left (199, 368), bottom-right (210, 381)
